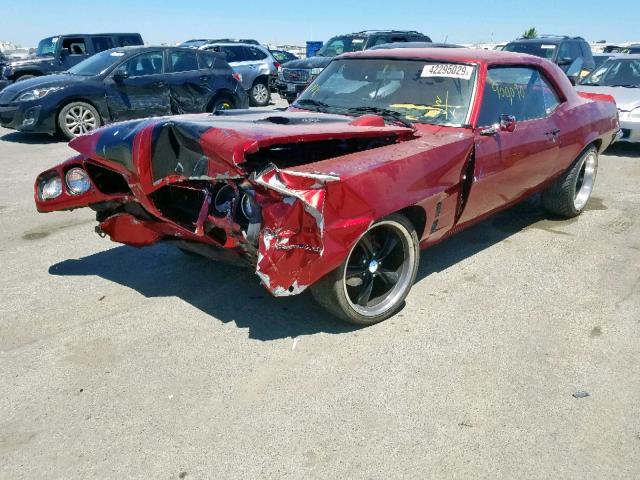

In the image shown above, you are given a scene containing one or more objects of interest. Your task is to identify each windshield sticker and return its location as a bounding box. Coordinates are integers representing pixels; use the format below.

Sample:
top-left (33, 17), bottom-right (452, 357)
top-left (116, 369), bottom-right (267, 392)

top-left (541, 44), bottom-right (556, 49)
top-left (421, 64), bottom-right (473, 80)
top-left (352, 39), bottom-right (365, 44)
top-left (110, 52), bottom-right (125, 57)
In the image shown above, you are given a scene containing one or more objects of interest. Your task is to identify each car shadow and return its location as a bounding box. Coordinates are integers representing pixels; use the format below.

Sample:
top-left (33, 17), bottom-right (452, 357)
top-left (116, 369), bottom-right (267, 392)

top-left (414, 195), bottom-right (570, 282)
top-left (604, 143), bottom-right (640, 158)
top-left (0, 131), bottom-right (63, 144)
top-left (48, 196), bottom-right (569, 340)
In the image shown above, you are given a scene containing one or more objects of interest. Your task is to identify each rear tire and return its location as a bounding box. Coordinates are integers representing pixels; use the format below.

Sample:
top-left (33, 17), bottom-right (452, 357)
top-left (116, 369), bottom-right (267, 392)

top-left (211, 96), bottom-right (235, 113)
top-left (249, 80), bottom-right (270, 107)
top-left (57, 101), bottom-right (101, 140)
top-left (542, 146), bottom-right (598, 218)
top-left (311, 213), bottom-right (420, 325)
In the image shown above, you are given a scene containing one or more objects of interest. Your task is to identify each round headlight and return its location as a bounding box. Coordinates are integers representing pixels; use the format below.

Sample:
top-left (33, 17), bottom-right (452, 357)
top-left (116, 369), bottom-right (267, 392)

top-left (40, 175), bottom-right (62, 200)
top-left (65, 167), bottom-right (91, 195)
top-left (213, 184), bottom-right (236, 215)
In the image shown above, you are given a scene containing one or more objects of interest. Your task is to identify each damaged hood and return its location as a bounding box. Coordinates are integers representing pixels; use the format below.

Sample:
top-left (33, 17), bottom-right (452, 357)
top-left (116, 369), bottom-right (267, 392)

top-left (69, 110), bottom-right (417, 185)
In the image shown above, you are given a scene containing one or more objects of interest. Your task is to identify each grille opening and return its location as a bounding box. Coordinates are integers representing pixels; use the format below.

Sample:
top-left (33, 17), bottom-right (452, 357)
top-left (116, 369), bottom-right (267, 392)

top-left (85, 163), bottom-right (131, 195)
top-left (150, 184), bottom-right (206, 231)
top-left (244, 136), bottom-right (398, 171)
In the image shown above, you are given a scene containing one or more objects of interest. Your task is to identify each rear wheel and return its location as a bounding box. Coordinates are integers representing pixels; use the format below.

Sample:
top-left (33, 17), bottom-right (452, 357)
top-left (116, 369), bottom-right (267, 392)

top-left (542, 146), bottom-right (598, 218)
top-left (57, 101), bottom-right (101, 139)
top-left (211, 97), bottom-right (235, 112)
top-left (249, 80), bottom-right (270, 107)
top-left (311, 214), bottom-right (420, 325)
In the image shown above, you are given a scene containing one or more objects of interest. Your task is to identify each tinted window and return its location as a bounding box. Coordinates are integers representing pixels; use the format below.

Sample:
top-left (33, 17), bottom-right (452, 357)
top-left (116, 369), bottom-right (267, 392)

top-left (557, 41), bottom-right (582, 61)
top-left (92, 37), bottom-right (114, 53)
top-left (119, 51), bottom-right (163, 77)
top-left (246, 46), bottom-right (267, 60)
top-left (68, 49), bottom-right (123, 76)
top-left (117, 35), bottom-right (143, 47)
top-left (62, 37), bottom-right (87, 55)
top-left (219, 46), bottom-right (245, 62)
top-left (170, 50), bottom-right (198, 72)
top-left (478, 67), bottom-right (560, 126)
top-left (504, 42), bottom-right (556, 60)
top-left (198, 52), bottom-right (218, 69)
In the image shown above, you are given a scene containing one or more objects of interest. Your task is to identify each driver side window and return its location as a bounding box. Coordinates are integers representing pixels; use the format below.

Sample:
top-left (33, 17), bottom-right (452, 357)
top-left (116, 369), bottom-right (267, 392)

top-left (119, 52), bottom-right (164, 77)
top-left (477, 67), bottom-right (561, 126)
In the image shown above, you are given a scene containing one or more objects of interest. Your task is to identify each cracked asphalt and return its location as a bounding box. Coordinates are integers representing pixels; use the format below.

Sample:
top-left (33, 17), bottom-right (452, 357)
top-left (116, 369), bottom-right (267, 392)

top-left (1, 97), bottom-right (639, 479)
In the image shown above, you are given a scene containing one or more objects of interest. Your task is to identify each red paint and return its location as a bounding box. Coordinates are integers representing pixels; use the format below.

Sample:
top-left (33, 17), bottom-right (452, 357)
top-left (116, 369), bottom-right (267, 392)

top-left (34, 49), bottom-right (619, 297)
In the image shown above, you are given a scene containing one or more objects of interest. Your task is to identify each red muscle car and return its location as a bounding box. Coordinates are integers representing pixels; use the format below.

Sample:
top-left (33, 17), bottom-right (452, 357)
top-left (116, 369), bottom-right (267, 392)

top-left (35, 49), bottom-right (619, 325)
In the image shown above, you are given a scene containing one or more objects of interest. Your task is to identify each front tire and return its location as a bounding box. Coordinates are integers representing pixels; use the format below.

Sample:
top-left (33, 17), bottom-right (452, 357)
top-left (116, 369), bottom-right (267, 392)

top-left (57, 101), bottom-right (101, 140)
top-left (542, 146), bottom-right (598, 218)
top-left (311, 213), bottom-right (420, 325)
top-left (249, 80), bottom-right (270, 107)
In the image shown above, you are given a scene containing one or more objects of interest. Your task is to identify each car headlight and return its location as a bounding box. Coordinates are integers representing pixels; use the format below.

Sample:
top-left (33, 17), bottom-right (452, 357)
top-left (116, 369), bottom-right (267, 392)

top-left (39, 175), bottom-right (62, 200)
top-left (310, 68), bottom-right (324, 75)
top-left (16, 86), bottom-right (62, 102)
top-left (65, 167), bottom-right (91, 195)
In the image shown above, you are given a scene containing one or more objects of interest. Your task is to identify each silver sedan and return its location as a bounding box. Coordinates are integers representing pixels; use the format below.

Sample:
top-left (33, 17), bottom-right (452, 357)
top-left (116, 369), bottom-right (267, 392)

top-left (577, 54), bottom-right (640, 143)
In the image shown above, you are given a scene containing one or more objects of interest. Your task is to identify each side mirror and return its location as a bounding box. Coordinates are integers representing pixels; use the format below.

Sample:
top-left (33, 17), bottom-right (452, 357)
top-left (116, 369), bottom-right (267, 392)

top-left (480, 114), bottom-right (517, 136)
top-left (499, 114), bottom-right (517, 132)
top-left (58, 49), bottom-right (69, 59)
top-left (112, 70), bottom-right (129, 82)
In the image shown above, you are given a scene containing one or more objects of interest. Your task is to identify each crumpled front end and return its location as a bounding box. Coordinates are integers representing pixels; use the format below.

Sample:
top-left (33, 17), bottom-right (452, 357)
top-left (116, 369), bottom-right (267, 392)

top-left (35, 111), bottom-right (433, 296)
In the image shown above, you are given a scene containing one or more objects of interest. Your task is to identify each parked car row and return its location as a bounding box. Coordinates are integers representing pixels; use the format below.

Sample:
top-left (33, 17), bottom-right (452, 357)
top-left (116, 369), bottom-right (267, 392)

top-left (2, 28), bottom-right (639, 146)
top-left (0, 46), bottom-right (248, 138)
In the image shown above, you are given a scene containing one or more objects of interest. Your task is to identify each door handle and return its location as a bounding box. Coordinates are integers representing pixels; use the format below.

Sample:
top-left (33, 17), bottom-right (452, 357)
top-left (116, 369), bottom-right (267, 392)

top-left (152, 81), bottom-right (166, 88)
top-left (544, 128), bottom-right (561, 142)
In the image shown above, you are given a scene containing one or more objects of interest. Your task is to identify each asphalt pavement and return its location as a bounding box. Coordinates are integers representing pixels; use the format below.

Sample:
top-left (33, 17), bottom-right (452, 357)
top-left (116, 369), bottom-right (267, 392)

top-left (1, 97), bottom-right (639, 479)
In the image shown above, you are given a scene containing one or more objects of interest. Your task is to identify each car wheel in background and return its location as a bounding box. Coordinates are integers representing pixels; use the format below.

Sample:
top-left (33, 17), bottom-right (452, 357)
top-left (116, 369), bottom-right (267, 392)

top-left (249, 81), bottom-right (270, 107)
top-left (311, 213), bottom-right (420, 325)
top-left (211, 97), bottom-right (235, 112)
top-left (15, 75), bottom-right (37, 82)
top-left (57, 102), bottom-right (102, 140)
top-left (542, 146), bottom-right (598, 218)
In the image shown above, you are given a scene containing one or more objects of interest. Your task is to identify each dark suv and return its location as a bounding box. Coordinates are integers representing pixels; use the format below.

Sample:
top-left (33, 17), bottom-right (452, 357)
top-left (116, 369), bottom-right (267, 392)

top-left (276, 30), bottom-right (431, 103)
top-left (0, 33), bottom-right (143, 90)
top-left (503, 36), bottom-right (595, 83)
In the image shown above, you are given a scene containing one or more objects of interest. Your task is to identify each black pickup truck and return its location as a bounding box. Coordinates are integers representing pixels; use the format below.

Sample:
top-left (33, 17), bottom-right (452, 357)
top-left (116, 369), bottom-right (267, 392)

top-left (0, 33), bottom-right (143, 91)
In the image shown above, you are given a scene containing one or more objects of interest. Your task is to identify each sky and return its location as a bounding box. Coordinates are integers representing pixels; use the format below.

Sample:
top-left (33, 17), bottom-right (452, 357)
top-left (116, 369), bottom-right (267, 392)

top-left (1, 0), bottom-right (639, 47)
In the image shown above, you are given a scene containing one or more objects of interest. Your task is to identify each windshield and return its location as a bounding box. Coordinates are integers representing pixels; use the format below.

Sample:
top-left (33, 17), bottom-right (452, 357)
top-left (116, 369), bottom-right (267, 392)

top-left (67, 49), bottom-right (124, 76)
top-left (294, 59), bottom-right (478, 126)
top-left (316, 36), bottom-right (367, 57)
top-left (36, 36), bottom-right (59, 57)
top-left (581, 58), bottom-right (640, 87)
top-left (504, 42), bottom-right (557, 60)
